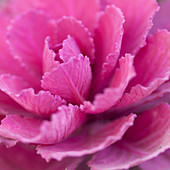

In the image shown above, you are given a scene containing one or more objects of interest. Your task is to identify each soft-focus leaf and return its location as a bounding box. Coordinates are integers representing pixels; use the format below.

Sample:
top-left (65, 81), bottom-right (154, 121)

top-left (140, 149), bottom-right (170, 170)
top-left (0, 144), bottom-right (82, 170)
top-left (151, 0), bottom-right (170, 33)
top-left (89, 104), bottom-right (170, 170)
top-left (38, 0), bottom-right (99, 32)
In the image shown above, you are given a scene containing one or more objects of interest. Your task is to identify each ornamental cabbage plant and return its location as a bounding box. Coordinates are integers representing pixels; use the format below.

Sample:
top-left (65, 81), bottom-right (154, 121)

top-left (0, 0), bottom-right (169, 169)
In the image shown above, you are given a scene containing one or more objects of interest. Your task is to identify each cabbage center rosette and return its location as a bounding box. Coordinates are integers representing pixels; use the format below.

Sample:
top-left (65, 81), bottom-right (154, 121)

top-left (0, 0), bottom-right (170, 169)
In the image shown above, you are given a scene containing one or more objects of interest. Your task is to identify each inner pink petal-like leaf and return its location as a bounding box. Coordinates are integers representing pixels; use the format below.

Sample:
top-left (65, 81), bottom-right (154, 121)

top-left (42, 55), bottom-right (92, 105)
top-left (82, 54), bottom-right (136, 114)
top-left (59, 35), bottom-right (81, 62)
top-left (43, 37), bottom-right (60, 73)
top-left (56, 16), bottom-right (95, 63)
top-left (92, 5), bottom-right (124, 94)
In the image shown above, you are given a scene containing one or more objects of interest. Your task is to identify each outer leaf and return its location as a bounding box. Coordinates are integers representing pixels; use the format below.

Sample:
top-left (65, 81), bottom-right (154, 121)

top-left (42, 55), bottom-right (92, 105)
top-left (88, 103), bottom-right (170, 170)
top-left (37, 113), bottom-right (136, 161)
top-left (0, 13), bottom-right (22, 75)
top-left (15, 89), bottom-right (66, 116)
top-left (113, 81), bottom-right (170, 117)
top-left (0, 105), bottom-right (85, 144)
